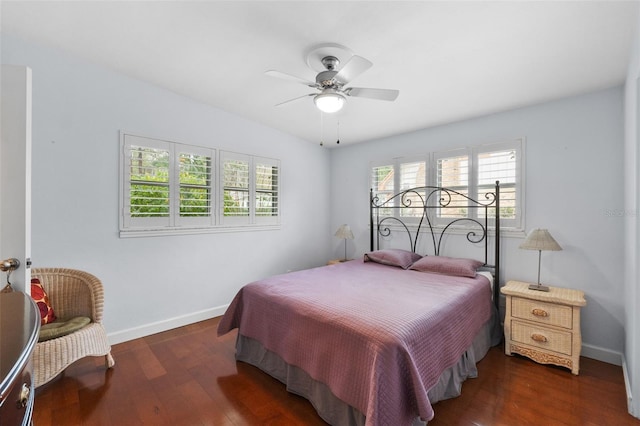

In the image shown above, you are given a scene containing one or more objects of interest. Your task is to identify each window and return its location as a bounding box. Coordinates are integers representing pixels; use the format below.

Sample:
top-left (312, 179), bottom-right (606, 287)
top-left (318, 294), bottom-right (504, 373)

top-left (255, 161), bottom-right (280, 219)
top-left (370, 138), bottom-right (524, 230)
top-left (435, 151), bottom-right (469, 219)
top-left (477, 146), bottom-right (518, 223)
top-left (221, 151), bottom-right (279, 226)
top-left (121, 134), bottom-right (215, 232)
top-left (128, 144), bottom-right (171, 223)
top-left (120, 133), bottom-right (280, 236)
top-left (371, 162), bottom-right (395, 217)
top-left (437, 141), bottom-right (522, 228)
top-left (223, 156), bottom-right (250, 219)
top-left (178, 151), bottom-right (213, 224)
top-left (371, 157), bottom-right (427, 218)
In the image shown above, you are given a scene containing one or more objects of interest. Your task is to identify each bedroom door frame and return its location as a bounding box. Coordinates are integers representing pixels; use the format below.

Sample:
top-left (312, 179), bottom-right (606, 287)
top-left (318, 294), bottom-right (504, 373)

top-left (0, 64), bottom-right (32, 294)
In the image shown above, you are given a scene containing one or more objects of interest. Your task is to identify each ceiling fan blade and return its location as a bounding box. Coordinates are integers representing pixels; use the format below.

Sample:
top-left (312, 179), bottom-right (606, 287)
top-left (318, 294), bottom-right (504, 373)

top-left (265, 70), bottom-right (316, 87)
top-left (346, 87), bottom-right (399, 101)
top-left (275, 93), bottom-right (315, 107)
top-left (333, 55), bottom-right (372, 85)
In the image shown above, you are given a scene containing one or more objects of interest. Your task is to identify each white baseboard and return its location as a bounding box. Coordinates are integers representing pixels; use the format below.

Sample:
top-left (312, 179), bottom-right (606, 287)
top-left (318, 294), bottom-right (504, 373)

top-left (621, 354), bottom-right (634, 416)
top-left (107, 304), bottom-right (229, 345)
top-left (581, 343), bottom-right (623, 366)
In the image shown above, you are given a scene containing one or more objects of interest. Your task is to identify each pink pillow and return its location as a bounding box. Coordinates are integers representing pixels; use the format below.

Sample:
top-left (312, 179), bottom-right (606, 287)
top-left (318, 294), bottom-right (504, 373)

top-left (364, 249), bottom-right (422, 269)
top-left (409, 256), bottom-right (483, 278)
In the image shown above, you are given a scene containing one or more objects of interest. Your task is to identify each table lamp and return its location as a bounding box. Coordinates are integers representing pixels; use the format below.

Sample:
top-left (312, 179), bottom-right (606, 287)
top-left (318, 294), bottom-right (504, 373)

top-left (519, 228), bottom-right (562, 292)
top-left (334, 224), bottom-right (354, 261)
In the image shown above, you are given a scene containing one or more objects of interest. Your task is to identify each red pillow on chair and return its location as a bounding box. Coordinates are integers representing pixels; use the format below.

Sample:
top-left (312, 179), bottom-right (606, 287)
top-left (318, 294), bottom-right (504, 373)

top-left (31, 278), bottom-right (57, 325)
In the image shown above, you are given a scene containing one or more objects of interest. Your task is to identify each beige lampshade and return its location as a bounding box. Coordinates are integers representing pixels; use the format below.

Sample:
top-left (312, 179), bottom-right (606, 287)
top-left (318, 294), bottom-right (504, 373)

top-left (519, 229), bottom-right (562, 251)
top-left (334, 224), bottom-right (354, 240)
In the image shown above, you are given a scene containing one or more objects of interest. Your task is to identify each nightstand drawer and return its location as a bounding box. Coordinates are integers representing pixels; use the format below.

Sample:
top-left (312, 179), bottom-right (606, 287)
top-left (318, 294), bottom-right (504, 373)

top-left (511, 320), bottom-right (573, 355)
top-left (511, 297), bottom-right (573, 329)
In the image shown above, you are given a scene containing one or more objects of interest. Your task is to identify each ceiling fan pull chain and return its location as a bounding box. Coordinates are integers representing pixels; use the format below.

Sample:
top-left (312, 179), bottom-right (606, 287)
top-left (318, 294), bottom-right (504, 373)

top-left (319, 111), bottom-right (324, 146)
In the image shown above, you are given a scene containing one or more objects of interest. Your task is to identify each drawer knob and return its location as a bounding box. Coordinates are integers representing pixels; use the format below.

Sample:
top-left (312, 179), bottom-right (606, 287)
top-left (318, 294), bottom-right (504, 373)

top-left (531, 333), bottom-right (548, 343)
top-left (17, 382), bottom-right (29, 409)
top-left (531, 308), bottom-right (548, 317)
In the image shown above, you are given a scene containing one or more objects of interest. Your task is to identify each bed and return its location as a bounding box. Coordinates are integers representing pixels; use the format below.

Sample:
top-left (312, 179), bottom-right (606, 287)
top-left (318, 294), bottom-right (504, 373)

top-left (217, 182), bottom-right (503, 425)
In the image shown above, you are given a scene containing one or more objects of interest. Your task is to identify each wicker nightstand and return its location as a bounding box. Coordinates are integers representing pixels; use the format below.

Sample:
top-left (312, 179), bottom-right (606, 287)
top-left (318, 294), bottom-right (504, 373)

top-left (501, 280), bottom-right (586, 375)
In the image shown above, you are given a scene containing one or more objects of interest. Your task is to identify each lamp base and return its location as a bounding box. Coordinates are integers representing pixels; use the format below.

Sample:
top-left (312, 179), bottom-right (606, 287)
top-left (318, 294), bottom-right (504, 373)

top-left (528, 283), bottom-right (550, 292)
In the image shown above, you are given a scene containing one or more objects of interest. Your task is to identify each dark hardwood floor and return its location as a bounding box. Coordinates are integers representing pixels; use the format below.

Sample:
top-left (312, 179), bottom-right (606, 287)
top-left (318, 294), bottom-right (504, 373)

top-left (33, 317), bottom-right (639, 425)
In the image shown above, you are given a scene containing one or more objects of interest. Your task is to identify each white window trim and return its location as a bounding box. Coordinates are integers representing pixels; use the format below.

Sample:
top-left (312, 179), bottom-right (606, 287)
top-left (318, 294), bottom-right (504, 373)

top-left (220, 151), bottom-right (280, 227)
top-left (474, 139), bottom-right (524, 231)
top-left (371, 155), bottom-right (429, 223)
top-left (174, 144), bottom-right (216, 228)
top-left (119, 132), bottom-right (280, 238)
top-left (121, 134), bottom-right (173, 230)
top-left (370, 138), bottom-right (526, 234)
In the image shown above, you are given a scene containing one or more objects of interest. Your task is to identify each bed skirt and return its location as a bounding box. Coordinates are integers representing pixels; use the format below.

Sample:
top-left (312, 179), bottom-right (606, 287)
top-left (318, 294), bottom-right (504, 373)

top-left (235, 306), bottom-right (502, 425)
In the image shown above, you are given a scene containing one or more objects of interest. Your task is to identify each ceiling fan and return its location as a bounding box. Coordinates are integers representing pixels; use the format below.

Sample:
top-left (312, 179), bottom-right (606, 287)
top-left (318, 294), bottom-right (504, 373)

top-left (266, 44), bottom-right (399, 114)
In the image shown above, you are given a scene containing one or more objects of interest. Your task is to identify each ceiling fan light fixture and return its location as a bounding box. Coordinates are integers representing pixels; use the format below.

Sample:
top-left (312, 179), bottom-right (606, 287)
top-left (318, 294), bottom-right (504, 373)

top-left (314, 91), bottom-right (345, 113)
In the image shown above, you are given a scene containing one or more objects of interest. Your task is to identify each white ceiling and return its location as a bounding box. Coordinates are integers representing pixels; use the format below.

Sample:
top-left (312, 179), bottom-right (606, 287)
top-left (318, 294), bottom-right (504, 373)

top-left (1, 1), bottom-right (638, 146)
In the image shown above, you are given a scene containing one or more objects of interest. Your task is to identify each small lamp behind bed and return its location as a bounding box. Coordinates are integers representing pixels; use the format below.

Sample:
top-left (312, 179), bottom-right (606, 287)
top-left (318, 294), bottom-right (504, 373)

top-left (334, 224), bottom-right (354, 262)
top-left (519, 228), bottom-right (562, 292)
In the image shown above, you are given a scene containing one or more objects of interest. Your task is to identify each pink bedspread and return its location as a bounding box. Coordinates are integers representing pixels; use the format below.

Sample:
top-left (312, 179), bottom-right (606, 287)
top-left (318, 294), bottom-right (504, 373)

top-left (217, 259), bottom-right (492, 425)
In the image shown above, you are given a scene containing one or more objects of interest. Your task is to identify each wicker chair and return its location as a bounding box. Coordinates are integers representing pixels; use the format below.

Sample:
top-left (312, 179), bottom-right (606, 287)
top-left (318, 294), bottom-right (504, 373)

top-left (31, 268), bottom-right (115, 388)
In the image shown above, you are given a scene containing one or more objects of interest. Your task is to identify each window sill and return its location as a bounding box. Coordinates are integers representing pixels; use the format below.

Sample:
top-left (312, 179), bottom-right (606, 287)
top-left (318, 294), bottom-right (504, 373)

top-left (119, 224), bottom-right (281, 238)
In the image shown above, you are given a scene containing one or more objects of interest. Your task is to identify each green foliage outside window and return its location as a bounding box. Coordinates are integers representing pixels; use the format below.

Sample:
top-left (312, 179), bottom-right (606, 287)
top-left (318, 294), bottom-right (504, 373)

top-left (130, 148), bottom-right (212, 218)
top-left (223, 160), bottom-right (249, 217)
top-left (130, 147), bottom-right (170, 217)
top-left (130, 183), bottom-right (170, 217)
top-left (179, 153), bottom-right (211, 217)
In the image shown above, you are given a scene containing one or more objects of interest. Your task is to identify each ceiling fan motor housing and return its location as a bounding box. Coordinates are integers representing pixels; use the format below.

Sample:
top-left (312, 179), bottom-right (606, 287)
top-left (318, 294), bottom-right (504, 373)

top-left (316, 70), bottom-right (339, 88)
top-left (317, 56), bottom-right (341, 88)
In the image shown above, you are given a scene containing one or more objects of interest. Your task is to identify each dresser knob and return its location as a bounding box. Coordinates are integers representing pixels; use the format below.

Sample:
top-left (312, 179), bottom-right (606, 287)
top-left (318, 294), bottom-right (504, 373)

top-left (531, 308), bottom-right (548, 317)
top-left (17, 383), bottom-right (29, 409)
top-left (531, 333), bottom-right (548, 343)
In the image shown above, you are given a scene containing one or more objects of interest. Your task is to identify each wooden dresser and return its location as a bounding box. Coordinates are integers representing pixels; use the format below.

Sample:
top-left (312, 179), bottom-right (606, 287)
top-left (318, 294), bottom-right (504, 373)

top-left (0, 292), bottom-right (40, 426)
top-left (501, 280), bottom-right (586, 375)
